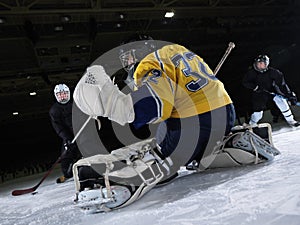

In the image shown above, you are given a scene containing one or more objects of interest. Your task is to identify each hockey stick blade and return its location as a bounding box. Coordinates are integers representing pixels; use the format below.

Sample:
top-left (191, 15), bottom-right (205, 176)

top-left (12, 156), bottom-right (61, 196)
top-left (12, 186), bottom-right (39, 196)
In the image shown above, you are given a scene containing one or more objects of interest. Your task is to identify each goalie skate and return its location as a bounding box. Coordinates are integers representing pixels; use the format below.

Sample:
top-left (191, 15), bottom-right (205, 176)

top-left (76, 185), bottom-right (131, 214)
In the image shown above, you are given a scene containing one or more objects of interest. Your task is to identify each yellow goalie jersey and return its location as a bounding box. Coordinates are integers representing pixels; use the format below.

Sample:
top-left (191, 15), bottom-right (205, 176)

top-left (130, 44), bottom-right (232, 126)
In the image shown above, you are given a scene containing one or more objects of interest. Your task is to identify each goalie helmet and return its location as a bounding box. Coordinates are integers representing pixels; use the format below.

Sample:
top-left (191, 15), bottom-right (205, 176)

top-left (54, 83), bottom-right (70, 104)
top-left (119, 34), bottom-right (156, 71)
top-left (253, 54), bottom-right (270, 73)
top-left (119, 34), bottom-right (156, 89)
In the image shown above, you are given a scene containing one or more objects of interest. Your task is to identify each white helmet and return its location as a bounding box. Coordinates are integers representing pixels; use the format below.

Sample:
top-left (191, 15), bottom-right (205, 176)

top-left (54, 83), bottom-right (70, 104)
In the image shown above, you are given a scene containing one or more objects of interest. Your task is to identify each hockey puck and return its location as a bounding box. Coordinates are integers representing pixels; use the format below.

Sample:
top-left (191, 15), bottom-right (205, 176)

top-left (31, 191), bottom-right (38, 195)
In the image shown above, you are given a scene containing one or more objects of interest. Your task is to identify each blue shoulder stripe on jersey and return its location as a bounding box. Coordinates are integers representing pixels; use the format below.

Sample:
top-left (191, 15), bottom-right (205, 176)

top-left (166, 76), bottom-right (175, 95)
top-left (154, 50), bottom-right (165, 72)
top-left (145, 82), bottom-right (163, 122)
top-left (131, 84), bottom-right (163, 129)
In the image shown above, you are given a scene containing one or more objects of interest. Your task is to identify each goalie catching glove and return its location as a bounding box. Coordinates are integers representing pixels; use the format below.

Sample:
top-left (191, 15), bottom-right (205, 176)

top-left (73, 65), bottom-right (135, 125)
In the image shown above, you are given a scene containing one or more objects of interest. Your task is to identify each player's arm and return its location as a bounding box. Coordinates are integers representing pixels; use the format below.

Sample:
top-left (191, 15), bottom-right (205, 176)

top-left (49, 108), bottom-right (73, 141)
top-left (131, 69), bottom-right (174, 129)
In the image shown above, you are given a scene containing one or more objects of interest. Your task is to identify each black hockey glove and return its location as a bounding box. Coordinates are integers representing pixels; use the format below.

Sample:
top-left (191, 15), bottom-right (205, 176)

top-left (288, 92), bottom-right (297, 106)
top-left (64, 140), bottom-right (77, 152)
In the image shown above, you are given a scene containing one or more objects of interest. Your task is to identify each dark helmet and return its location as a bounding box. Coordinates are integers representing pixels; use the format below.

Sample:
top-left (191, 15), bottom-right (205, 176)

top-left (253, 54), bottom-right (270, 73)
top-left (119, 34), bottom-right (156, 89)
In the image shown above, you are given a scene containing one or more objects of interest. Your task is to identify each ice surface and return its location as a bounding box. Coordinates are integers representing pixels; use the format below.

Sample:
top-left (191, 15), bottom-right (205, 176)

top-left (1, 126), bottom-right (300, 225)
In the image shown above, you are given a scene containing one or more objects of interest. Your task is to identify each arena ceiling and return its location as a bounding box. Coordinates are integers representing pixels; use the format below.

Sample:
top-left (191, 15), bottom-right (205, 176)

top-left (0, 0), bottom-right (299, 124)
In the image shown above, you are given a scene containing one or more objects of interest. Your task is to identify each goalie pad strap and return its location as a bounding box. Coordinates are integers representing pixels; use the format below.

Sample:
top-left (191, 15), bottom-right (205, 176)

top-left (73, 138), bottom-right (165, 192)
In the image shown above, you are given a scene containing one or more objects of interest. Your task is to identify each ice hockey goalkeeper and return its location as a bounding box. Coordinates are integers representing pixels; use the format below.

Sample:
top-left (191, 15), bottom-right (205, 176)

top-left (72, 36), bottom-right (279, 213)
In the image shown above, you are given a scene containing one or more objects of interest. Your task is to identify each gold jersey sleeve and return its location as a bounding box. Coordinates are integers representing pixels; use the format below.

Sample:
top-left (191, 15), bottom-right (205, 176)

top-left (133, 44), bottom-right (232, 122)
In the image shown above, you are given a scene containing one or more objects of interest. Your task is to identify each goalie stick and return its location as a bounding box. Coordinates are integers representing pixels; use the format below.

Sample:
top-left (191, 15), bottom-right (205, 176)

top-left (214, 42), bottom-right (235, 76)
top-left (11, 116), bottom-right (92, 196)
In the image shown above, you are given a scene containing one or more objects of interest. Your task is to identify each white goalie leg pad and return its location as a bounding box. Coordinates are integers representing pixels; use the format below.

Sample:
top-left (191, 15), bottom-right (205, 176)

top-left (73, 138), bottom-right (167, 211)
top-left (206, 147), bottom-right (263, 169)
top-left (74, 65), bottom-right (134, 125)
top-left (204, 125), bottom-right (281, 168)
top-left (233, 123), bottom-right (274, 145)
top-left (73, 139), bottom-right (160, 191)
top-left (116, 175), bottom-right (162, 210)
top-left (230, 131), bottom-right (280, 162)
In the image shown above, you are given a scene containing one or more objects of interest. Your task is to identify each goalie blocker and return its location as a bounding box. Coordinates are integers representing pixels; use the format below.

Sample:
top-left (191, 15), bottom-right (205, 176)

top-left (73, 123), bottom-right (280, 213)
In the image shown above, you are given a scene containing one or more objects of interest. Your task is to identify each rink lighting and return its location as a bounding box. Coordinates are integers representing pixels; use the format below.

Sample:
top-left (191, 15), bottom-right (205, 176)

top-left (61, 15), bottom-right (71, 23)
top-left (165, 11), bottom-right (174, 18)
top-left (54, 26), bottom-right (63, 31)
top-left (0, 17), bottom-right (5, 23)
top-left (13, 112), bottom-right (19, 115)
top-left (119, 13), bottom-right (125, 19)
top-left (29, 92), bottom-right (37, 96)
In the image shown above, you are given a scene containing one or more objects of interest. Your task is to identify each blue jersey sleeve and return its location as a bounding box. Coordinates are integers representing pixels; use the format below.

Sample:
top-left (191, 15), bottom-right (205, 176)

top-left (130, 83), bottom-right (163, 129)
